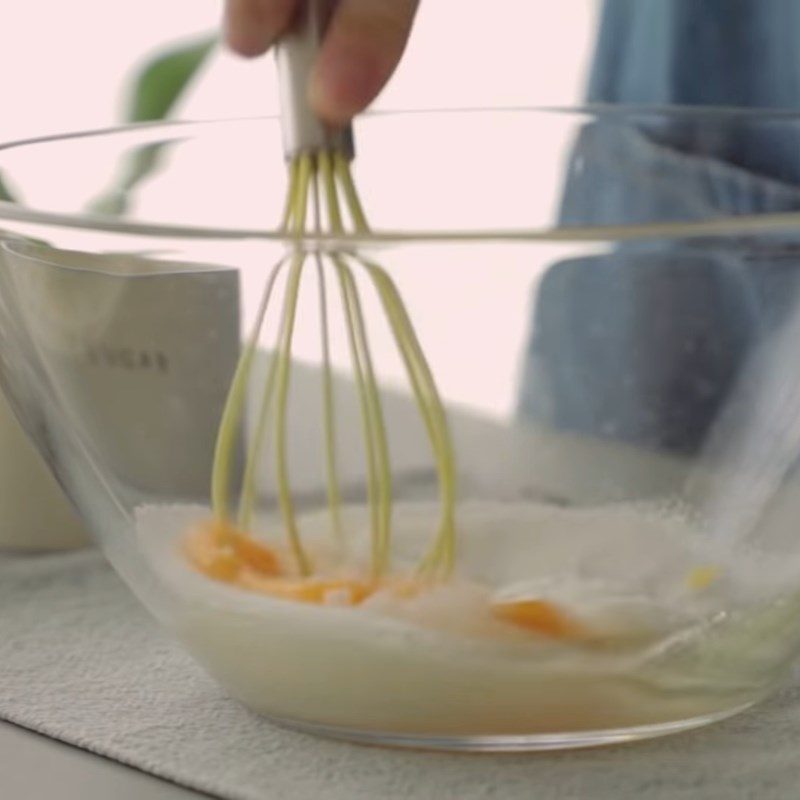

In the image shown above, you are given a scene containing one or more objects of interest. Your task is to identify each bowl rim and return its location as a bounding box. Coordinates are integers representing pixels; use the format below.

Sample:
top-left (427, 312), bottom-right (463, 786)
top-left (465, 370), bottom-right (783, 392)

top-left (3, 108), bottom-right (800, 244)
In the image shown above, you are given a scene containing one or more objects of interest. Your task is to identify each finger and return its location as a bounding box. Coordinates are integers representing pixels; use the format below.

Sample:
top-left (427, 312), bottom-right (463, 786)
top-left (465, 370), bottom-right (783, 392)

top-left (309, 0), bottom-right (419, 124)
top-left (225, 0), bottom-right (298, 58)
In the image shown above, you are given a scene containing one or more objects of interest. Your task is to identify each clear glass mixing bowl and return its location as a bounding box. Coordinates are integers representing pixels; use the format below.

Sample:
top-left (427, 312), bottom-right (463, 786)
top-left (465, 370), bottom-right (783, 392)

top-left (2, 109), bottom-right (800, 750)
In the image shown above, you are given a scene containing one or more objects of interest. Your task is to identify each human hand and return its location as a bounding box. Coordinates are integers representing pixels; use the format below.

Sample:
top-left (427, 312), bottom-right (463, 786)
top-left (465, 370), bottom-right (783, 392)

top-left (225, 0), bottom-right (419, 124)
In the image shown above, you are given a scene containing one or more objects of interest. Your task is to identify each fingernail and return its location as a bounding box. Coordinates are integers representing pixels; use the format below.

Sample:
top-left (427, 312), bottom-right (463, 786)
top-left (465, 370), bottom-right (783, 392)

top-left (225, 23), bottom-right (267, 58)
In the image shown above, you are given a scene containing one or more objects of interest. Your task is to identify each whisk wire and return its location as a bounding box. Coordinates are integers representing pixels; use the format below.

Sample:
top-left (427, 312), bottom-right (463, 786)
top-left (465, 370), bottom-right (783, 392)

top-left (332, 158), bottom-right (458, 576)
top-left (273, 153), bottom-right (315, 575)
top-left (211, 254), bottom-right (289, 533)
top-left (280, 157), bottom-right (301, 230)
top-left (365, 266), bottom-right (458, 576)
top-left (319, 151), bottom-right (393, 575)
top-left (236, 156), bottom-right (314, 539)
top-left (340, 263), bottom-right (394, 574)
top-left (236, 270), bottom-right (285, 531)
top-left (211, 145), bottom-right (457, 579)
top-left (333, 152), bottom-right (369, 231)
top-left (312, 165), bottom-right (344, 543)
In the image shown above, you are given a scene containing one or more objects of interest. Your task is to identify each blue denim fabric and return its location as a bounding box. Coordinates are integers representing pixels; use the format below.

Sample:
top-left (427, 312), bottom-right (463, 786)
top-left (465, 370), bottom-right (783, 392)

top-left (518, 0), bottom-right (800, 455)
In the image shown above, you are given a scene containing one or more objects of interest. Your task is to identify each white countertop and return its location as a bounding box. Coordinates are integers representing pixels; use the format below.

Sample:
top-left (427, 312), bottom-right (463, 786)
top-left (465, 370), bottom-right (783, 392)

top-left (0, 723), bottom-right (207, 799)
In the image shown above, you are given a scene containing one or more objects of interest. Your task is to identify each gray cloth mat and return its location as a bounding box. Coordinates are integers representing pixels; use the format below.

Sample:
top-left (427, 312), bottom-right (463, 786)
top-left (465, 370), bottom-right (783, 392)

top-left (1, 549), bottom-right (798, 800)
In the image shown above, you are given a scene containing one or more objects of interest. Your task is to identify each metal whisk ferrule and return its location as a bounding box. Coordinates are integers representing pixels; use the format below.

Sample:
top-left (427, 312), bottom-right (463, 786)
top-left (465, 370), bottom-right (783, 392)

top-left (275, 0), bottom-right (354, 159)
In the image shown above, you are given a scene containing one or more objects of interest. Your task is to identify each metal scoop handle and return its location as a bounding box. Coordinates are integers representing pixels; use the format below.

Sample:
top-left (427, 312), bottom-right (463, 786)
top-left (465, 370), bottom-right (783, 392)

top-left (275, 0), bottom-right (354, 159)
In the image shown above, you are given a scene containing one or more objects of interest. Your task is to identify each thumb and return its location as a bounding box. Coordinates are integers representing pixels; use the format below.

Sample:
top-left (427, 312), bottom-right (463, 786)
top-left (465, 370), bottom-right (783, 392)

top-left (309, 0), bottom-right (419, 125)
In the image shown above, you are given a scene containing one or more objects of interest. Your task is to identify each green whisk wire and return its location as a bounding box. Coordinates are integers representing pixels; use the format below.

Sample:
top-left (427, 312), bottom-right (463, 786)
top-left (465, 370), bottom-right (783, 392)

top-left (334, 154), bottom-right (458, 578)
top-left (210, 145), bottom-right (457, 580)
top-left (273, 152), bottom-right (314, 575)
top-left (319, 150), bottom-right (393, 576)
top-left (311, 161), bottom-right (344, 544)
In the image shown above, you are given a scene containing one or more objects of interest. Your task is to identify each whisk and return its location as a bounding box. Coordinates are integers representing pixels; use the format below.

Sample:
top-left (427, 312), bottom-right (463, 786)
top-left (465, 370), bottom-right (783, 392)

top-left (208, 0), bottom-right (457, 583)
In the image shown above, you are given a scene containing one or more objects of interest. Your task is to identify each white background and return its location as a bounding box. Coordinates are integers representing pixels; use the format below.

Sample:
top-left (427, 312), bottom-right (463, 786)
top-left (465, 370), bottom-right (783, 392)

top-left (1, 1), bottom-right (598, 141)
top-left (0, 1), bottom-right (601, 418)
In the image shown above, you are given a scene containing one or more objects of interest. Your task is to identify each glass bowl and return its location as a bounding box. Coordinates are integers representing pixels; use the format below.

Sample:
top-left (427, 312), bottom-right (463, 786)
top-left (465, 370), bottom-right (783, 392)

top-left (2, 109), bottom-right (800, 751)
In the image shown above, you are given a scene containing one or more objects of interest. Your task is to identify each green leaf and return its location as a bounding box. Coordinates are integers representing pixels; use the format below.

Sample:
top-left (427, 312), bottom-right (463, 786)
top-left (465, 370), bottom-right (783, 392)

top-left (89, 143), bottom-right (165, 216)
top-left (125, 35), bottom-right (216, 123)
top-left (88, 34), bottom-right (216, 215)
top-left (0, 172), bottom-right (18, 203)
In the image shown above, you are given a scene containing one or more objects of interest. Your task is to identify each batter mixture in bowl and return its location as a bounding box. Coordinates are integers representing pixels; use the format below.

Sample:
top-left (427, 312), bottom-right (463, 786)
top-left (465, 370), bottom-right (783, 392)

top-left (136, 499), bottom-right (789, 746)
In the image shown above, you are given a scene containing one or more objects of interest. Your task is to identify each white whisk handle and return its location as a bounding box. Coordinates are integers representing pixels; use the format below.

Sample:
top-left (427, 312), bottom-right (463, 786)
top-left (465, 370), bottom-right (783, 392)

top-left (275, 0), bottom-right (355, 159)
